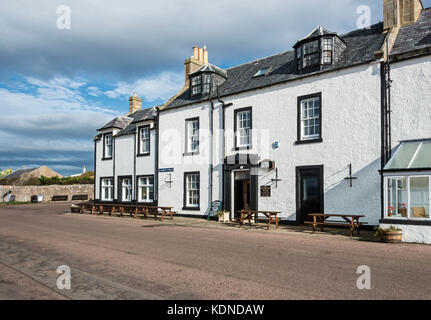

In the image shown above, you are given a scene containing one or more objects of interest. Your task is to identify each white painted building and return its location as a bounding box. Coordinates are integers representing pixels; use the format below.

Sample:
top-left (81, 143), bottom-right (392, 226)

top-left (94, 0), bottom-right (431, 244)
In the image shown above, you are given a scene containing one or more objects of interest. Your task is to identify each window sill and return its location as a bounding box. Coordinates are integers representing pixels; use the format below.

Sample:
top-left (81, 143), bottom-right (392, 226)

top-left (137, 153), bottom-right (150, 157)
top-left (380, 219), bottom-right (431, 226)
top-left (102, 157), bottom-right (113, 161)
top-left (295, 138), bottom-right (323, 145)
top-left (182, 207), bottom-right (201, 211)
top-left (183, 152), bottom-right (200, 156)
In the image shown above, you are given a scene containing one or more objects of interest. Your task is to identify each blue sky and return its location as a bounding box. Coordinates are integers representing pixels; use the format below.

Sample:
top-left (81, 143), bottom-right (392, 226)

top-left (0, 0), bottom-right (430, 176)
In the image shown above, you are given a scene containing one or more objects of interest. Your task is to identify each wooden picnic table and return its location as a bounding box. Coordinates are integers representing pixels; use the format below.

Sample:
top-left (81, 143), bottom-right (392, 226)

top-left (306, 213), bottom-right (366, 238)
top-left (78, 203), bottom-right (174, 221)
top-left (237, 210), bottom-right (282, 230)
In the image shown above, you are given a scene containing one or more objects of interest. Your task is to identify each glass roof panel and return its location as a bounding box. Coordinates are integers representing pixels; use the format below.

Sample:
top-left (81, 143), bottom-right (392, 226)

top-left (410, 141), bottom-right (431, 168)
top-left (253, 68), bottom-right (269, 77)
top-left (384, 142), bottom-right (421, 170)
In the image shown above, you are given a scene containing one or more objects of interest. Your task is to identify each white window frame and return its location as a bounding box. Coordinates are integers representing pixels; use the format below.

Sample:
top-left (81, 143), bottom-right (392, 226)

top-left (185, 173), bottom-right (199, 208)
top-left (322, 38), bottom-right (333, 64)
top-left (101, 178), bottom-right (114, 201)
top-left (104, 133), bottom-right (113, 158)
top-left (139, 127), bottom-right (150, 154)
top-left (202, 74), bottom-right (211, 94)
top-left (186, 119), bottom-right (199, 154)
top-left (121, 178), bottom-right (132, 202)
top-left (384, 175), bottom-right (431, 221)
top-left (138, 176), bottom-right (154, 203)
top-left (300, 97), bottom-right (321, 141)
top-left (236, 110), bottom-right (251, 149)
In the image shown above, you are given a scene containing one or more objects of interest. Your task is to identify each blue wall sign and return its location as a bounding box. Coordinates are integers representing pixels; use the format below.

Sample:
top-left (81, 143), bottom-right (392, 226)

top-left (159, 168), bottom-right (174, 173)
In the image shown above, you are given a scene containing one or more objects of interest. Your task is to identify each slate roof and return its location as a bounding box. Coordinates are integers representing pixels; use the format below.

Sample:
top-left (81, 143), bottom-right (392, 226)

top-left (97, 107), bottom-right (158, 137)
top-left (97, 116), bottom-right (133, 131)
top-left (3, 168), bottom-right (36, 179)
top-left (114, 107), bottom-right (158, 137)
top-left (190, 63), bottom-right (228, 78)
top-left (391, 8), bottom-right (431, 56)
top-left (165, 22), bottom-right (387, 110)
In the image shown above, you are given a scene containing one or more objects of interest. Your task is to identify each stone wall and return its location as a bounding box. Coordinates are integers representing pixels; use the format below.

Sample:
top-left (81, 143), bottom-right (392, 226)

top-left (0, 184), bottom-right (94, 202)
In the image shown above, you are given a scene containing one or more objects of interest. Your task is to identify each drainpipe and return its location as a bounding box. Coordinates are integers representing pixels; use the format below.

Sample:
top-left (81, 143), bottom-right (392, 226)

top-left (207, 97), bottom-right (214, 220)
top-left (155, 108), bottom-right (160, 207)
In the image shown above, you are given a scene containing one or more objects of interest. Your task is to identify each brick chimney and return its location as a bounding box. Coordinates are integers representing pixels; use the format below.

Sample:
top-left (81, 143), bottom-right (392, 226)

top-left (384, 0), bottom-right (423, 30)
top-left (184, 46), bottom-right (208, 86)
top-left (128, 92), bottom-right (142, 114)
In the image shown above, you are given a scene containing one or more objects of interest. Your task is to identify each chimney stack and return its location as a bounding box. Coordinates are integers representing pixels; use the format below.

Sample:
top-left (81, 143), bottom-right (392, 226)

top-left (184, 46), bottom-right (208, 86)
top-left (384, 0), bottom-right (423, 30)
top-left (128, 92), bottom-right (142, 114)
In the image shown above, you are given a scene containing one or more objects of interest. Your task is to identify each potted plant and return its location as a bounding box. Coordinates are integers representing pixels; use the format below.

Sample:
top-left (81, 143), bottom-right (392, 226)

top-left (217, 210), bottom-right (230, 223)
top-left (375, 225), bottom-right (403, 243)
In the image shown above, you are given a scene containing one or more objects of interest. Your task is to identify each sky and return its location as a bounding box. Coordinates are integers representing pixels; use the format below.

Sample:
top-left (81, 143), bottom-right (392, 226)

top-left (0, 0), bottom-right (430, 176)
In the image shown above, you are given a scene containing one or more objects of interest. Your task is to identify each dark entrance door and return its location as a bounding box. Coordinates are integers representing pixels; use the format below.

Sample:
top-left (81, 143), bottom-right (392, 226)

top-left (234, 179), bottom-right (251, 219)
top-left (296, 166), bottom-right (323, 224)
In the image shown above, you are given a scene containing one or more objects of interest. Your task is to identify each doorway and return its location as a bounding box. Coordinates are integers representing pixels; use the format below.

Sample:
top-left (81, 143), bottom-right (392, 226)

top-left (233, 171), bottom-right (251, 219)
top-left (296, 166), bottom-right (324, 224)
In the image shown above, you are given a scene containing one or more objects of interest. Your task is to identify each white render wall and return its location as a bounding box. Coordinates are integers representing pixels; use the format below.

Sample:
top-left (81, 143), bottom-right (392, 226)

top-left (158, 63), bottom-right (384, 224)
top-left (95, 123), bottom-right (156, 202)
top-left (383, 55), bottom-right (431, 243)
top-left (158, 102), bottom-right (215, 216)
top-left (222, 63), bottom-right (383, 225)
top-left (390, 55), bottom-right (431, 144)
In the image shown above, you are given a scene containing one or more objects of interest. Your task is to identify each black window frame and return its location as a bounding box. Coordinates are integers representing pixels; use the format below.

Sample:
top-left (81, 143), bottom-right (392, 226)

top-left (137, 125), bottom-right (151, 157)
top-left (99, 176), bottom-right (114, 203)
top-left (136, 175), bottom-right (155, 204)
top-left (184, 117), bottom-right (200, 156)
top-left (183, 171), bottom-right (200, 211)
top-left (296, 92), bottom-right (323, 145)
top-left (234, 107), bottom-right (253, 151)
top-left (118, 175), bottom-right (133, 204)
top-left (102, 132), bottom-right (113, 160)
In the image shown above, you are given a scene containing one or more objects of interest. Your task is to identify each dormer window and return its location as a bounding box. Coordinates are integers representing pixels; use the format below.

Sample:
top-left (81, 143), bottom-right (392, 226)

top-left (303, 40), bottom-right (320, 68)
top-left (295, 26), bottom-right (346, 72)
top-left (322, 38), bottom-right (333, 64)
top-left (191, 76), bottom-right (202, 96)
top-left (203, 74), bottom-right (211, 94)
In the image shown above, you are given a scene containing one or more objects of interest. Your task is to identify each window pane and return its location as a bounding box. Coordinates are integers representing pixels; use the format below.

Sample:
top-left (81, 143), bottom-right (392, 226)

top-left (386, 178), bottom-right (408, 218)
top-left (410, 142), bottom-right (431, 169)
top-left (385, 142), bottom-right (421, 170)
top-left (410, 177), bottom-right (429, 219)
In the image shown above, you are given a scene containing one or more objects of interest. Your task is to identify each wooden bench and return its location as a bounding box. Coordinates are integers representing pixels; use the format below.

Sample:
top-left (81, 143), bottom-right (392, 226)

top-left (52, 195), bottom-right (69, 202)
top-left (306, 214), bottom-right (366, 238)
top-left (237, 210), bottom-right (281, 230)
top-left (72, 194), bottom-right (88, 201)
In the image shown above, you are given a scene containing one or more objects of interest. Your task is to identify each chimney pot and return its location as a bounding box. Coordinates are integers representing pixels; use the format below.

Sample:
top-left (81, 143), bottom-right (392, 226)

top-left (193, 46), bottom-right (199, 60)
top-left (198, 47), bottom-right (204, 63)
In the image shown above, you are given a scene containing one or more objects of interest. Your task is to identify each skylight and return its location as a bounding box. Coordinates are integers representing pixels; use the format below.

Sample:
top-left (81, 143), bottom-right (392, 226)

top-left (253, 68), bottom-right (270, 77)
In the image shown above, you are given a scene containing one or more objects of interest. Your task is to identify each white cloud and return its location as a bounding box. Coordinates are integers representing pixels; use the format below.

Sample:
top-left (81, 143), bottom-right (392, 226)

top-left (105, 71), bottom-right (183, 102)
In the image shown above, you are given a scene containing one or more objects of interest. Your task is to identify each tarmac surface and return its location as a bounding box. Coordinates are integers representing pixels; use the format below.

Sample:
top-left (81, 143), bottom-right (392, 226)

top-left (0, 203), bottom-right (430, 300)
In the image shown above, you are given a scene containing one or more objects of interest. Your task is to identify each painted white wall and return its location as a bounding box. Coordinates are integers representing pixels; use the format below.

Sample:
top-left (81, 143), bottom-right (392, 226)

top-left (390, 55), bottom-right (431, 144)
top-left (222, 63), bottom-right (382, 225)
top-left (94, 129), bottom-right (117, 200)
top-left (114, 135), bottom-right (134, 200)
top-left (158, 102), bottom-right (215, 215)
top-left (135, 125), bottom-right (156, 177)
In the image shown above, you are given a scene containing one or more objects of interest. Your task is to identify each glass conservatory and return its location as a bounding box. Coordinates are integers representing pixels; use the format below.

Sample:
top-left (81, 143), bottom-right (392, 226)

top-left (383, 139), bottom-right (431, 221)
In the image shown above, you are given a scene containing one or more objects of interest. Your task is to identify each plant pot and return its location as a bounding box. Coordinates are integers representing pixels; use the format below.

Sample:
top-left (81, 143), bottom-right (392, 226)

top-left (383, 231), bottom-right (402, 243)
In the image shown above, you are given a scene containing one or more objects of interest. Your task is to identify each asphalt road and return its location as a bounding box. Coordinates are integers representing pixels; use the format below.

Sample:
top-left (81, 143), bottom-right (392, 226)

top-left (0, 203), bottom-right (430, 300)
